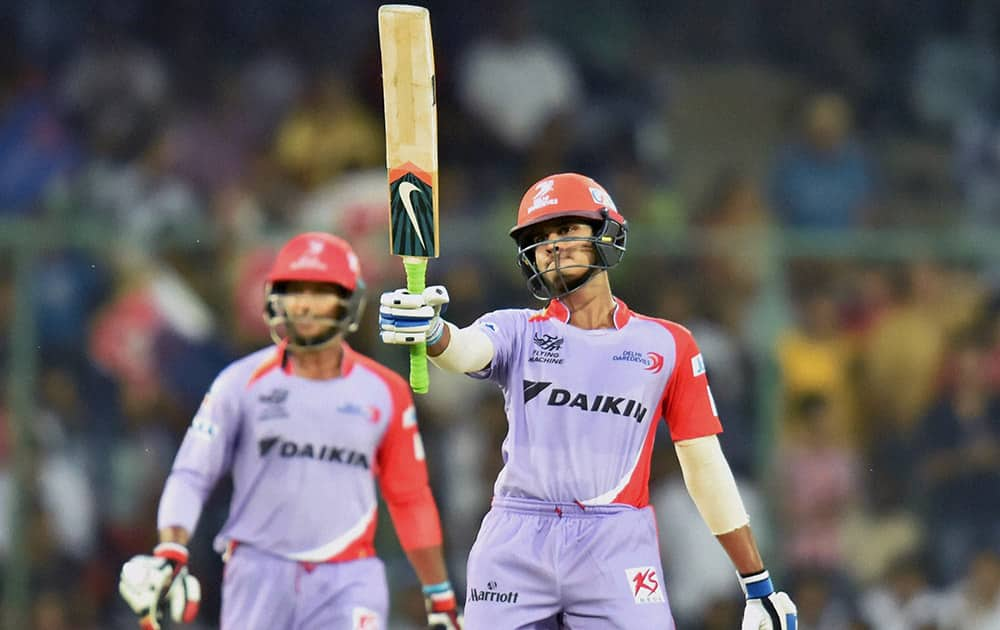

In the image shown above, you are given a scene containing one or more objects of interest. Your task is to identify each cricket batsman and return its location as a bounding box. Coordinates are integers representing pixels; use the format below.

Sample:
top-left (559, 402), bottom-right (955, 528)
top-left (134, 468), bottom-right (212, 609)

top-left (119, 232), bottom-right (462, 630)
top-left (380, 173), bottom-right (797, 629)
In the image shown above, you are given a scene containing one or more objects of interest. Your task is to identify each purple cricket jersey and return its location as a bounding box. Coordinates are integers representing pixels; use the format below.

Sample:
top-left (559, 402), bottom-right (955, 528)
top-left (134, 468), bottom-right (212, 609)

top-left (462, 297), bottom-right (722, 628)
top-left (157, 340), bottom-right (438, 563)
top-left (471, 297), bottom-right (723, 507)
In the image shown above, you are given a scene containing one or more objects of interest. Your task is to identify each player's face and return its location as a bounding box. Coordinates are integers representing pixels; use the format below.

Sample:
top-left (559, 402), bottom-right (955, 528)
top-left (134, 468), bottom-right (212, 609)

top-left (527, 219), bottom-right (596, 282)
top-left (278, 281), bottom-right (348, 339)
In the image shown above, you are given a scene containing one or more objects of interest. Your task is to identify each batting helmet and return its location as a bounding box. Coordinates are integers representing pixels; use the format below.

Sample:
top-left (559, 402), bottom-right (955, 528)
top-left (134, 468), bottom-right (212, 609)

top-left (264, 232), bottom-right (366, 348)
top-left (509, 173), bottom-right (628, 299)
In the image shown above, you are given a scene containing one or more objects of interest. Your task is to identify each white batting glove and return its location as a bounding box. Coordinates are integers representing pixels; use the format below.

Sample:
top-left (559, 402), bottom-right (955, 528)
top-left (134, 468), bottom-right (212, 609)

top-left (119, 543), bottom-right (201, 629)
top-left (740, 570), bottom-right (797, 630)
top-left (424, 581), bottom-right (463, 629)
top-left (380, 286), bottom-right (450, 345)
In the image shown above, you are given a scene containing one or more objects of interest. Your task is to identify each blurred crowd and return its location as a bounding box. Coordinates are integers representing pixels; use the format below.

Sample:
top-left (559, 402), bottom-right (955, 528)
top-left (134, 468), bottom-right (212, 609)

top-left (3, 0), bottom-right (1000, 628)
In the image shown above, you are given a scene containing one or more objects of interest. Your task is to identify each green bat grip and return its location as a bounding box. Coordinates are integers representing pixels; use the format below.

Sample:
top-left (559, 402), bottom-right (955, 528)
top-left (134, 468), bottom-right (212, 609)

top-left (404, 258), bottom-right (429, 393)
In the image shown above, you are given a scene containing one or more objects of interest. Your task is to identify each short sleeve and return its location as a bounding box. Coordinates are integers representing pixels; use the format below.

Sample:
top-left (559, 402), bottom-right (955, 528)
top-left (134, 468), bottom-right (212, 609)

top-left (466, 309), bottom-right (525, 387)
top-left (661, 326), bottom-right (724, 441)
top-left (158, 365), bottom-right (244, 531)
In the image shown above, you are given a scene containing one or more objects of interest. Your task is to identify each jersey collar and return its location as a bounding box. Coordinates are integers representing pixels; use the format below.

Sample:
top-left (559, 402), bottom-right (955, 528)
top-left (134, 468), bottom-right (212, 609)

top-left (539, 297), bottom-right (632, 329)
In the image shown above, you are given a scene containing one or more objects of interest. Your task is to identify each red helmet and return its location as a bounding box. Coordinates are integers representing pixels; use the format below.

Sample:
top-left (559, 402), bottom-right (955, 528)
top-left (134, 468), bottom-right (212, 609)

top-left (509, 173), bottom-right (628, 300)
top-left (267, 232), bottom-right (362, 291)
top-left (510, 173), bottom-right (626, 238)
top-left (264, 232), bottom-right (366, 348)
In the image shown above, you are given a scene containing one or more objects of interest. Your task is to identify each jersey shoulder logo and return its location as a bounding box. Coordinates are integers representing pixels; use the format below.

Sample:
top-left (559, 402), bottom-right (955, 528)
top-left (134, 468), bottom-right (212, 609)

top-left (691, 353), bottom-right (706, 377)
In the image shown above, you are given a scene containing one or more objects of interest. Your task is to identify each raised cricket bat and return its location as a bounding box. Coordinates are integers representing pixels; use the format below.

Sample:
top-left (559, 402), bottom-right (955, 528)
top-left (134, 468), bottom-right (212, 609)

top-left (378, 4), bottom-right (439, 394)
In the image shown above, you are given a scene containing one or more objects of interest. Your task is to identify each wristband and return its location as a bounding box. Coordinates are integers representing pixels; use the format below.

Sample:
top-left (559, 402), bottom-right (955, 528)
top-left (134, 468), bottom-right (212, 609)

top-left (739, 570), bottom-right (775, 599)
top-left (422, 581), bottom-right (453, 596)
top-left (153, 542), bottom-right (189, 568)
top-left (426, 318), bottom-right (446, 346)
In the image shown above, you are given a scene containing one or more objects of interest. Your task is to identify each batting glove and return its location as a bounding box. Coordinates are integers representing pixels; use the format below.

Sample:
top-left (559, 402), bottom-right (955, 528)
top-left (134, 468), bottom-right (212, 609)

top-left (380, 286), bottom-right (450, 345)
top-left (424, 581), bottom-right (463, 630)
top-left (740, 570), bottom-right (797, 630)
top-left (119, 542), bottom-right (201, 630)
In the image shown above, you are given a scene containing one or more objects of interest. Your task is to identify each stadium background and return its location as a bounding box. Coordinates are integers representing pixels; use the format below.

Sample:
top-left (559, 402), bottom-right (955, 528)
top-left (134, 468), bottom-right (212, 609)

top-left (3, 0), bottom-right (1000, 627)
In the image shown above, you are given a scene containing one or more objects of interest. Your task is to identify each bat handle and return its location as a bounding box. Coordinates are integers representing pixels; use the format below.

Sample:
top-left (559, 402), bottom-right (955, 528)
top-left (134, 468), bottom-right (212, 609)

top-left (403, 257), bottom-right (429, 394)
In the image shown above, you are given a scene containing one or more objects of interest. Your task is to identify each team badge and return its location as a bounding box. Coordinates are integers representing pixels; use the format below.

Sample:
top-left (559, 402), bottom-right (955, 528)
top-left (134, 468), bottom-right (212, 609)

top-left (625, 567), bottom-right (665, 604)
top-left (352, 606), bottom-right (380, 629)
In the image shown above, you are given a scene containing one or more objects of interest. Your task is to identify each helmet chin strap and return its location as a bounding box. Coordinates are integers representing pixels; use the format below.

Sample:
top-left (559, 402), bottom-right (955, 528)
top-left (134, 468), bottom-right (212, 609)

top-left (272, 326), bottom-right (344, 352)
top-left (540, 245), bottom-right (601, 299)
top-left (266, 313), bottom-right (347, 351)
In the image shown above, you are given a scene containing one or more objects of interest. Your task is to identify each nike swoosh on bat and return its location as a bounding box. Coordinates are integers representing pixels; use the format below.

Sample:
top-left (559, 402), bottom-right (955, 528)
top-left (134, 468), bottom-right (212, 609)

top-left (398, 181), bottom-right (427, 251)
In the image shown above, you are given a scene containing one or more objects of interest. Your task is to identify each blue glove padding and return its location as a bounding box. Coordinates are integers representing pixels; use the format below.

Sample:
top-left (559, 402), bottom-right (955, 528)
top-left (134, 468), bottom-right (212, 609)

top-left (380, 286), bottom-right (449, 345)
top-left (740, 570), bottom-right (797, 630)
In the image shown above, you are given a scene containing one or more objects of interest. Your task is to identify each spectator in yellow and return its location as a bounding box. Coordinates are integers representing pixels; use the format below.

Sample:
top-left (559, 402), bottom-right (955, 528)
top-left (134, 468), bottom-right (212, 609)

top-left (861, 260), bottom-right (984, 436)
top-left (777, 286), bottom-right (857, 445)
top-left (274, 71), bottom-right (382, 188)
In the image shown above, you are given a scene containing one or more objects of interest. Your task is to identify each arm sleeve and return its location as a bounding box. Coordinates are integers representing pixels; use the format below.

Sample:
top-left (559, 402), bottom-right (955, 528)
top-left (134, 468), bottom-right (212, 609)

top-left (157, 367), bottom-right (242, 534)
top-left (429, 322), bottom-right (495, 373)
top-left (376, 378), bottom-right (444, 551)
top-left (661, 325), bottom-right (724, 441)
top-left (675, 435), bottom-right (749, 535)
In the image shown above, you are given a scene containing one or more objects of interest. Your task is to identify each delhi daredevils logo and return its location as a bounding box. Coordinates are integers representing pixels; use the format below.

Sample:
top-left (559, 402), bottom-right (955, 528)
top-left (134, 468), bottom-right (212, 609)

top-left (612, 350), bottom-right (664, 374)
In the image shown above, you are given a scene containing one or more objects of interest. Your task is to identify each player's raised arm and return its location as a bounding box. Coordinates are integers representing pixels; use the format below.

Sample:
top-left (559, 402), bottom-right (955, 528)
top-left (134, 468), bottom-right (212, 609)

top-left (379, 285), bottom-right (495, 373)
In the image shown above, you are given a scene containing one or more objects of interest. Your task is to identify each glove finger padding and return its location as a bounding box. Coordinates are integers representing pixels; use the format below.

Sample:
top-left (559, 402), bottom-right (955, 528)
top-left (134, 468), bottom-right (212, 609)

top-left (422, 285), bottom-right (450, 309)
top-left (381, 330), bottom-right (428, 345)
top-left (119, 555), bottom-right (175, 620)
top-left (425, 584), bottom-right (462, 630)
top-left (380, 286), bottom-right (450, 345)
top-left (380, 286), bottom-right (450, 310)
top-left (381, 288), bottom-right (428, 309)
top-left (167, 567), bottom-right (201, 623)
top-left (379, 304), bottom-right (438, 328)
top-left (741, 591), bottom-right (797, 630)
top-left (427, 609), bottom-right (463, 630)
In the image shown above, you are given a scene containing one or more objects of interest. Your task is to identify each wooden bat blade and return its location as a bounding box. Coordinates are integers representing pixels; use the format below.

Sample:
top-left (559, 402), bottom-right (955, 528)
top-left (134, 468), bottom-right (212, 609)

top-left (379, 4), bottom-right (439, 260)
top-left (379, 4), bottom-right (439, 394)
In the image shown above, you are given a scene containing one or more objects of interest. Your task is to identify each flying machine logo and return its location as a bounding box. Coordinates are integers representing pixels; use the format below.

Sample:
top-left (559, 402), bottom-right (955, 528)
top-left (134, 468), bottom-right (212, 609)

top-left (612, 350), bottom-right (665, 374)
top-left (257, 388), bottom-right (290, 421)
top-left (530, 333), bottom-right (564, 364)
